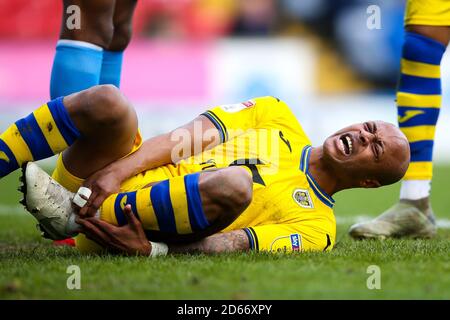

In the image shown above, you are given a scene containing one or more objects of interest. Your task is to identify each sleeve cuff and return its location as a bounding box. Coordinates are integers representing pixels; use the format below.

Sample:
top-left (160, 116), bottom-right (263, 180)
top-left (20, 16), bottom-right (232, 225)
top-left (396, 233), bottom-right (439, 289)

top-left (243, 227), bottom-right (259, 251)
top-left (201, 111), bottom-right (228, 143)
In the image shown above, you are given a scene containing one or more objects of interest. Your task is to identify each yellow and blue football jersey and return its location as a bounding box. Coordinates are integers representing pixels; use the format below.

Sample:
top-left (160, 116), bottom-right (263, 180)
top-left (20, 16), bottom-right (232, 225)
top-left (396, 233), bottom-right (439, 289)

top-left (54, 96), bottom-right (336, 253)
top-left (197, 96), bottom-right (336, 252)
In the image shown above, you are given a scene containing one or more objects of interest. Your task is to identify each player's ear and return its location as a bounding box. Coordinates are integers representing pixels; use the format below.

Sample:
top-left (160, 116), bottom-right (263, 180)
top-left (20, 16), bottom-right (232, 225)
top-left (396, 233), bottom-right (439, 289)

top-left (359, 179), bottom-right (381, 188)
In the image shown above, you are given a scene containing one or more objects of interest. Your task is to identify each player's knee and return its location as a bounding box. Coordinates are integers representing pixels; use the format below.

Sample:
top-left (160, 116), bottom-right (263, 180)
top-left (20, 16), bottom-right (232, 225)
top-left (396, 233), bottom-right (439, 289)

top-left (90, 22), bottom-right (115, 49)
top-left (201, 167), bottom-right (253, 221)
top-left (84, 85), bottom-right (133, 128)
top-left (224, 167), bottom-right (253, 212)
top-left (108, 23), bottom-right (133, 51)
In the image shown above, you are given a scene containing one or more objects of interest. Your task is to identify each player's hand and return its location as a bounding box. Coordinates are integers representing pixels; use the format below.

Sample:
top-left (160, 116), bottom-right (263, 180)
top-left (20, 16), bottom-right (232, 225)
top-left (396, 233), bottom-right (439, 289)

top-left (76, 205), bottom-right (152, 256)
top-left (78, 166), bottom-right (123, 217)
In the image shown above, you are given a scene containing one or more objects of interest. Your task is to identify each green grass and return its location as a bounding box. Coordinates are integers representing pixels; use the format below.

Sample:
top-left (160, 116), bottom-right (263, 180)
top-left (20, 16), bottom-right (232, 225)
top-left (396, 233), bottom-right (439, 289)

top-left (0, 166), bottom-right (449, 299)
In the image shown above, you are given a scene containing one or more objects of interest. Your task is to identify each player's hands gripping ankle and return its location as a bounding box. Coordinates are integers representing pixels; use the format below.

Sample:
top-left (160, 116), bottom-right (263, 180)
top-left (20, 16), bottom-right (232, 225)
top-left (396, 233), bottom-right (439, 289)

top-left (77, 205), bottom-right (152, 256)
top-left (78, 165), bottom-right (123, 217)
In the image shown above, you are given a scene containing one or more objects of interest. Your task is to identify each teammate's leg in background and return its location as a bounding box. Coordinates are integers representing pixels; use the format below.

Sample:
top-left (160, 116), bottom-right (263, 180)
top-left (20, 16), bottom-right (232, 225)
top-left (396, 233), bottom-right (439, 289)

top-left (50, 0), bottom-right (116, 99)
top-left (349, 25), bottom-right (450, 239)
top-left (99, 0), bottom-right (138, 88)
top-left (398, 25), bottom-right (450, 210)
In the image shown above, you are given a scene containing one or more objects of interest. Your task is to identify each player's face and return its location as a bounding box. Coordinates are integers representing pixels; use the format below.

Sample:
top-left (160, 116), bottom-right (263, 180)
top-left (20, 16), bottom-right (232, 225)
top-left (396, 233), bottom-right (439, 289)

top-left (322, 121), bottom-right (409, 185)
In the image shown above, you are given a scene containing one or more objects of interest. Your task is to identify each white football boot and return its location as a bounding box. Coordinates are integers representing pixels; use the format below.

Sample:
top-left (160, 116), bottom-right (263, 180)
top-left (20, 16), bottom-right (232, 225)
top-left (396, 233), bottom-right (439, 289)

top-left (19, 162), bottom-right (79, 240)
top-left (348, 198), bottom-right (437, 239)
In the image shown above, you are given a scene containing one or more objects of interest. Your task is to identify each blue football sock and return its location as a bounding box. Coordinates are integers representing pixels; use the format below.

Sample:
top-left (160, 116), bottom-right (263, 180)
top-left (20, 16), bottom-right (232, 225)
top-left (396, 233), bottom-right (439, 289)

top-left (99, 50), bottom-right (124, 88)
top-left (50, 40), bottom-right (103, 99)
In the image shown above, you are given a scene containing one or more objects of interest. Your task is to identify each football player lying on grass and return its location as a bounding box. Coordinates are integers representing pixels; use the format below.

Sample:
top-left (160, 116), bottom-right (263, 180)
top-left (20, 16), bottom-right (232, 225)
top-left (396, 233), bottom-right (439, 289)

top-left (0, 85), bottom-right (410, 256)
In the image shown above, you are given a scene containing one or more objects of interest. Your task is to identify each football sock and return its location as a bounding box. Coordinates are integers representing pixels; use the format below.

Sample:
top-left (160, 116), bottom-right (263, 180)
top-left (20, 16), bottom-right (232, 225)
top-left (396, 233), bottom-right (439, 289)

top-left (100, 173), bottom-right (210, 235)
top-left (400, 180), bottom-right (431, 201)
top-left (397, 32), bottom-right (445, 200)
top-left (0, 97), bottom-right (81, 178)
top-left (50, 40), bottom-right (103, 99)
top-left (99, 50), bottom-right (124, 88)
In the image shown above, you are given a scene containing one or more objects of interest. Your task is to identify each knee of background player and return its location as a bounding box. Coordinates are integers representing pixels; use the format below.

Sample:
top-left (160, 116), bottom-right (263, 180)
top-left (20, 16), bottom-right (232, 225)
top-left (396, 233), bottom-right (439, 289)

top-left (108, 23), bottom-right (134, 51)
top-left (60, 1), bottom-right (115, 49)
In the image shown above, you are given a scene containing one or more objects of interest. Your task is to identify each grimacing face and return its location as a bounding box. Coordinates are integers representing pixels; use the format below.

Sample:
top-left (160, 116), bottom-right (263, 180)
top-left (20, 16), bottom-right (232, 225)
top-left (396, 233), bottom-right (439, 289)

top-left (322, 121), bottom-right (410, 187)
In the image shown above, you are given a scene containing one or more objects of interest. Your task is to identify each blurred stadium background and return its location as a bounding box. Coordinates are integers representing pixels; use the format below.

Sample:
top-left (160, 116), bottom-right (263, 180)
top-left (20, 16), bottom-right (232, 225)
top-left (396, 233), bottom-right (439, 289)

top-left (1, 0), bottom-right (449, 158)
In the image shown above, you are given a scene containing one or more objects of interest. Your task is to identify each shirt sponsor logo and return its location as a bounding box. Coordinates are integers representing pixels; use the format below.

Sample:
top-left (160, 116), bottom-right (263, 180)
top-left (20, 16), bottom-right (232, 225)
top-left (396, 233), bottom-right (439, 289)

top-left (270, 233), bottom-right (302, 252)
top-left (290, 234), bottom-right (301, 251)
top-left (220, 100), bottom-right (255, 113)
top-left (242, 100), bottom-right (255, 108)
top-left (293, 189), bottom-right (314, 209)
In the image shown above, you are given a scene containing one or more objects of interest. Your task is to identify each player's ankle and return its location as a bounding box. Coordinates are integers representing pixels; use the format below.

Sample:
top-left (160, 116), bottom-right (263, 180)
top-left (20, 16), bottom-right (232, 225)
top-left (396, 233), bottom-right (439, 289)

top-left (67, 210), bottom-right (100, 234)
top-left (399, 197), bottom-right (431, 211)
top-left (399, 180), bottom-right (431, 201)
top-left (67, 213), bottom-right (80, 235)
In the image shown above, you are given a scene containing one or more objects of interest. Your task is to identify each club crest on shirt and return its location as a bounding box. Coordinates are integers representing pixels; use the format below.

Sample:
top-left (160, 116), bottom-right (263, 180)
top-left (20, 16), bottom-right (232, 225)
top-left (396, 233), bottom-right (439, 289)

top-left (292, 189), bottom-right (314, 209)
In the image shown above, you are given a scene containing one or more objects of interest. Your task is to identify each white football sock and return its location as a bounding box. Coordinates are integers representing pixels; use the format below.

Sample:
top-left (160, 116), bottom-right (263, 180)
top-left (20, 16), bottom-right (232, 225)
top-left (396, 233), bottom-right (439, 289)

top-left (67, 210), bottom-right (100, 233)
top-left (399, 180), bottom-right (431, 200)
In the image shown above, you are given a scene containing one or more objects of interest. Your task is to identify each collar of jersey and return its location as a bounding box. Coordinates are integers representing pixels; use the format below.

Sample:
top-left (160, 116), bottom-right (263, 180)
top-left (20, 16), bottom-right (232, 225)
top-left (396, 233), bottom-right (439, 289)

top-left (299, 145), bottom-right (335, 208)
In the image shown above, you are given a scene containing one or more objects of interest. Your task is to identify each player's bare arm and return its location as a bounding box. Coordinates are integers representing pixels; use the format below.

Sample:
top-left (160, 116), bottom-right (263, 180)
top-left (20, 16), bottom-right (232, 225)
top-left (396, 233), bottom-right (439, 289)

top-left (80, 114), bottom-right (221, 217)
top-left (169, 230), bottom-right (250, 255)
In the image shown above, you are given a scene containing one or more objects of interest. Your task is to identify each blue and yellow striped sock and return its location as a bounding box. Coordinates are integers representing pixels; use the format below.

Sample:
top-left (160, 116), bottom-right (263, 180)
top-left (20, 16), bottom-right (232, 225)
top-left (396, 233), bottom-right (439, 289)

top-left (101, 173), bottom-right (210, 235)
top-left (397, 32), bottom-right (445, 190)
top-left (0, 97), bottom-right (81, 178)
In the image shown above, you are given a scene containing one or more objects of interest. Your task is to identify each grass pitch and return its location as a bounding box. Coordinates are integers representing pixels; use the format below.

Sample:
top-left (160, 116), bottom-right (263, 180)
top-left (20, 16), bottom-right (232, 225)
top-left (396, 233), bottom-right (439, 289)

top-left (0, 165), bottom-right (449, 300)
